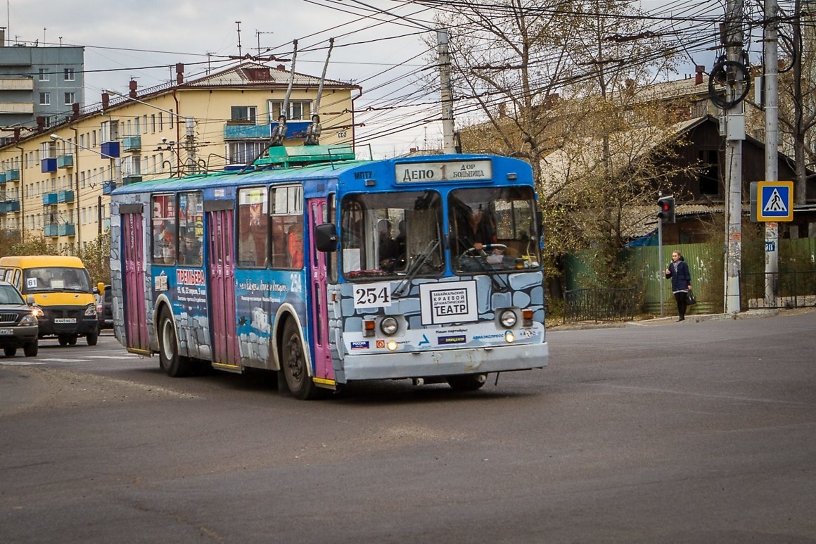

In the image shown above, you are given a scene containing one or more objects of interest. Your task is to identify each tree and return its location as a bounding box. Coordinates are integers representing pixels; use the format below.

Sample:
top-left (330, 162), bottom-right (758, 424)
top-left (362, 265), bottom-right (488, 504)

top-left (778, 0), bottom-right (816, 205)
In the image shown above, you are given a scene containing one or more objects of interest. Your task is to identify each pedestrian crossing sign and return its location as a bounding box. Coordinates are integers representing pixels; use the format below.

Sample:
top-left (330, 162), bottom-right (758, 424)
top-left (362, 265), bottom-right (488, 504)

top-left (756, 181), bottom-right (794, 222)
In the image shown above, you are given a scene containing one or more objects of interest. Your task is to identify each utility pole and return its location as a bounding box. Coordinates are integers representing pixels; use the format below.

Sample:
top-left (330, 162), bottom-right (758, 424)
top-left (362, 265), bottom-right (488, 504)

top-left (438, 28), bottom-right (455, 154)
top-left (723, 0), bottom-right (745, 315)
top-left (764, 0), bottom-right (779, 305)
top-left (236, 21), bottom-right (242, 58)
top-left (185, 118), bottom-right (196, 174)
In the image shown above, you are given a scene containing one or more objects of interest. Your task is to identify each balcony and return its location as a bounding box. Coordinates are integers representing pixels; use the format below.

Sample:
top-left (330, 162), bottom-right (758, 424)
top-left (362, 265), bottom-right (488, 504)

top-left (59, 223), bottom-right (76, 237)
top-left (122, 136), bottom-right (141, 152)
top-left (44, 224), bottom-right (58, 237)
top-left (0, 173), bottom-right (5, 186)
top-left (5, 200), bottom-right (20, 212)
top-left (5, 169), bottom-right (19, 182)
top-left (122, 174), bottom-right (142, 185)
top-left (42, 192), bottom-right (58, 206)
top-left (58, 190), bottom-right (75, 203)
top-left (57, 154), bottom-right (74, 168)
top-left (102, 181), bottom-right (117, 195)
top-left (100, 141), bottom-right (120, 158)
top-left (41, 158), bottom-right (57, 173)
top-left (223, 120), bottom-right (311, 140)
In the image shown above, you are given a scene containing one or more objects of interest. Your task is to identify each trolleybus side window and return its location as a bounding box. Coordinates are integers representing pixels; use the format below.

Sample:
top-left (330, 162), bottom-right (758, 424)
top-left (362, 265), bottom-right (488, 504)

top-left (269, 185), bottom-right (304, 270)
top-left (237, 187), bottom-right (268, 268)
top-left (178, 191), bottom-right (203, 266)
top-left (152, 194), bottom-right (176, 265)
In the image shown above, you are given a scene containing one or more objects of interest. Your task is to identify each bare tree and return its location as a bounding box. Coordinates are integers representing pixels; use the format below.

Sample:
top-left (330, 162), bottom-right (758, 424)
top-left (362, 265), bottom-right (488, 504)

top-left (778, 0), bottom-right (816, 205)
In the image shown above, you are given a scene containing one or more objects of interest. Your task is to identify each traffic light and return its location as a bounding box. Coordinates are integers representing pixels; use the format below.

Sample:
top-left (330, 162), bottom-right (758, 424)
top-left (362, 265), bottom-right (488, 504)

top-left (657, 196), bottom-right (675, 223)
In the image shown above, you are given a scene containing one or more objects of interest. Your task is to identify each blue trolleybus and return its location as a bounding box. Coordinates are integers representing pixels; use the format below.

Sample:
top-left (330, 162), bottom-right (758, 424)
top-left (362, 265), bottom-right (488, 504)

top-left (109, 145), bottom-right (549, 399)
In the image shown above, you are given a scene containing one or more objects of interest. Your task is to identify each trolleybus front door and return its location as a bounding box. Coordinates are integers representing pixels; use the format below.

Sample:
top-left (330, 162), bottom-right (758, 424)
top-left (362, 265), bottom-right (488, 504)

top-left (122, 210), bottom-right (149, 352)
top-left (308, 199), bottom-right (333, 382)
top-left (206, 206), bottom-right (240, 367)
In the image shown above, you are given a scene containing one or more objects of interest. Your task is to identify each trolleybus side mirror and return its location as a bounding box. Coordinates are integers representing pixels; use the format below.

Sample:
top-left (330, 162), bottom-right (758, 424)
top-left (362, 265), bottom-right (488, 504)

top-left (314, 223), bottom-right (338, 252)
top-left (97, 282), bottom-right (105, 295)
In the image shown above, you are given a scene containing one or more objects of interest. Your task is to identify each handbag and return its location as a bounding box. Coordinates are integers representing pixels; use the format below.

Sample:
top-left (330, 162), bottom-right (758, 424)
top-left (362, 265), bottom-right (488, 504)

top-left (686, 289), bottom-right (697, 305)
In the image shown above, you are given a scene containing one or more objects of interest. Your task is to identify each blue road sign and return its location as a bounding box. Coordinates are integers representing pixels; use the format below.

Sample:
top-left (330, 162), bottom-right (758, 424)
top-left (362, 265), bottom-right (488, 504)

top-left (757, 181), bottom-right (794, 222)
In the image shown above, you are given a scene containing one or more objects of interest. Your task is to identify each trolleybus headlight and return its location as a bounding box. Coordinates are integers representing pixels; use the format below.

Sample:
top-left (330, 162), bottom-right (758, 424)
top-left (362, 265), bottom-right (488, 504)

top-left (31, 306), bottom-right (44, 319)
top-left (386, 340), bottom-right (398, 351)
top-left (522, 308), bottom-right (534, 327)
top-left (84, 303), bottom-right (97, 317)
top-left (380, 316), bottom-right (399, 336)
top-left (504, 330), bottom-right (516, 343)
top-left (364, 320), bottom-right (376, 337)
top-left (499, 309), bottom-right (517, 328)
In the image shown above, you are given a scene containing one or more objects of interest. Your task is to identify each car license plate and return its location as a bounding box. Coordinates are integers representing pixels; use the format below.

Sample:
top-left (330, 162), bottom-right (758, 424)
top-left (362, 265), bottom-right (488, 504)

top-left (54, 318), bottom-right (77, 324)
top-left (0, 328), bottom-right (12, 335)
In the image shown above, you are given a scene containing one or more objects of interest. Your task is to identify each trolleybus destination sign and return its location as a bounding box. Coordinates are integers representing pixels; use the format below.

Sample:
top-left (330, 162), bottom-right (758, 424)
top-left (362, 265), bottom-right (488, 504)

top-left (395, 160), bottom-right (492, 183)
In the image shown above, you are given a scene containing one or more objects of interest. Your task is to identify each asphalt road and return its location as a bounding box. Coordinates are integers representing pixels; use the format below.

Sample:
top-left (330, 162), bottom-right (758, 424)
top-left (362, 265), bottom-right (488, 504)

top-left (1, 312), bottom-right (815, 544)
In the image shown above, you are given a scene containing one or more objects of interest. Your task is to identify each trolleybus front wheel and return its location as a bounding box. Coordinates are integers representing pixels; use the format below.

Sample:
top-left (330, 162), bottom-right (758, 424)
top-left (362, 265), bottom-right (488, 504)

top-left (446, 373), bottom-right (487, 392)
top-left (158, 306), bottom-right (191, 377)
top-left (281, 319), bottom-right (320, 400)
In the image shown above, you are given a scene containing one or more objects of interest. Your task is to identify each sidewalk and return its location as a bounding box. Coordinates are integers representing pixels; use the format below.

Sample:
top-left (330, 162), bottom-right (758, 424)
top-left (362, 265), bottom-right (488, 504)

top-left (548, 307), bottom-right (815, 331)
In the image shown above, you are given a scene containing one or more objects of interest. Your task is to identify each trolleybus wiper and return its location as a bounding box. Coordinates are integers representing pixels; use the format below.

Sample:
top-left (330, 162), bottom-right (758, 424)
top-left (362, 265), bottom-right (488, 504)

top-left (393, 239), bottom-right (440, 298)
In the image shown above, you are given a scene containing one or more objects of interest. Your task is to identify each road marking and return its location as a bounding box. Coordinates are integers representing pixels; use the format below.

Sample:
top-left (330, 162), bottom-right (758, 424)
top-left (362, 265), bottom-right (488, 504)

top-left (85, 354), bottom-right (145, 359)
top-left (34, 357), bottom-right (91, 363)
top-left (0, 360), bottom-right (46, 366)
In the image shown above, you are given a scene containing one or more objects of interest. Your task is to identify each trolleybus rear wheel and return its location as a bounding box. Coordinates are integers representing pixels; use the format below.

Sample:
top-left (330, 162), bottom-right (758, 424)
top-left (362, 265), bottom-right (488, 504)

top-left (281, 319), bottom-right (319, 400)
top-left (158, 306), bottom-right (191, 377)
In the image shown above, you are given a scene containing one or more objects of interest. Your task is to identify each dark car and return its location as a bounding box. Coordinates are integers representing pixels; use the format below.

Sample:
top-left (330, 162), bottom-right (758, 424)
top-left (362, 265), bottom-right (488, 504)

top-left (97, 284), bottom-right (112, 330)
top-left (0, 281), bottom-right (39, 357)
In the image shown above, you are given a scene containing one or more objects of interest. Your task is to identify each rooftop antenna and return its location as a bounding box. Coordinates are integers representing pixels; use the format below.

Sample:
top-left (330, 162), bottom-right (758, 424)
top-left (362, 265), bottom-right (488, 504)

top-left (256, 30), bottom-right (273, 58)
top-left (270, 39), bottom-right (298, 146)
top-left (235, 21), bottom-right (242, 58)
top-left (305, 37), bottom-right (334, 146)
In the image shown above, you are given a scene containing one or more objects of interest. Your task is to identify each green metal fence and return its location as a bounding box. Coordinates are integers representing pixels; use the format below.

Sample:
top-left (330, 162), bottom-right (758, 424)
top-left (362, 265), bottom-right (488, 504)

top-left (564, 237), bottom-right (816, 318)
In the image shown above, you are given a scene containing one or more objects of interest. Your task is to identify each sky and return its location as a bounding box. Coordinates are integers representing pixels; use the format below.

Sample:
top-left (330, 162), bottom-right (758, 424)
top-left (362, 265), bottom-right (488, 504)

top-left (6, 0), bottom-right (444, 157)
top-left (6, 0), bottom-right (779, 158)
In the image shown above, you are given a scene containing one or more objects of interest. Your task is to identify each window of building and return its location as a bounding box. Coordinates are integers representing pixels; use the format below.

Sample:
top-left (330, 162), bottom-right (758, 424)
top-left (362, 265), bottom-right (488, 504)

top-left (227, 141), bottom-right (265, 165)
top-left (269, 100), bottom-right (310, 121)
top-left (178, 192), bottom-right (203, 266)
top-left (64, 68), bottom-right (75, 81)
top-left (152, 195), bottom-right (176, 265)
top-left (38, 68), bottom-right (48, 81)
top-left (151, 114), bottom-right (156, 133)
top-left (698, 149), bottom-right (720, 196)
top-left (169, 109), bottom-right (174, 130)
top-left (231, 106), bottom-right (257, 123)
top-left (237, 188), bottom-right (268, 268)
top-left (159, 113), bottom-right (164, 131)
top-left (64, 92), bottom-right (75, 105)
top-left (39, 92), bottom-right (50, 105)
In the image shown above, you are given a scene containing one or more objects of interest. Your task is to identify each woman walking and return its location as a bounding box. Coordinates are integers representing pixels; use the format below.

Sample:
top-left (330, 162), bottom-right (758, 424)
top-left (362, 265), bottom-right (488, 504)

top-left (665, 250), bottom-right (692, 321)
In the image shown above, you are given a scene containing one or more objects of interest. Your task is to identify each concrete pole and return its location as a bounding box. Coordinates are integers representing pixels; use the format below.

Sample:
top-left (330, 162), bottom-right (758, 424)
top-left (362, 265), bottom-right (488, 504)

top-left (438, 28), bottom-right (456, 154)
top-left (724, 0), bottom-right (745, 315)
top-left (764, 0), bottom-right (779, 306)
top-left (658, 218), bottom-right (664, 317)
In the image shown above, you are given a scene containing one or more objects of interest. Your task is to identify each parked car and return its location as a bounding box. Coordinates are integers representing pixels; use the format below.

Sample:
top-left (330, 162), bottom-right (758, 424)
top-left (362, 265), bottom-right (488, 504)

top-left (0, 280), bottom-right (39, 357)
top-left (97, 284), bottom-right (113, 330)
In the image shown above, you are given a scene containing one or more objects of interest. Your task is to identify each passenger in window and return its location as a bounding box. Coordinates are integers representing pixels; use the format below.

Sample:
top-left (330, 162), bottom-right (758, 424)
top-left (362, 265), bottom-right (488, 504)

top-left (288, 225), bottom-right (304, 269)
top-left (156, 220), bottom-right (175, 263)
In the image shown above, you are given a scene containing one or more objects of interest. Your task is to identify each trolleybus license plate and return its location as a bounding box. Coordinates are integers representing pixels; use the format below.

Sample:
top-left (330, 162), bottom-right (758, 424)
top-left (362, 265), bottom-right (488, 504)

top-left (54, 318), bottom-right (77, 324)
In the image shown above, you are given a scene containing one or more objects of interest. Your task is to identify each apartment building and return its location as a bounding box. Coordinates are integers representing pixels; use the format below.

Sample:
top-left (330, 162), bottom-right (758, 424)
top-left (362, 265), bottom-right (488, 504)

top-left (0, 61), bottom-right (359, 249)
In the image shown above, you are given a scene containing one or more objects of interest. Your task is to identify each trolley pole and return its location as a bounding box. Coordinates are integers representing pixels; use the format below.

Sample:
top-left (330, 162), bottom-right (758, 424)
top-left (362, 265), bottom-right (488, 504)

top-left (724, 0), bottom-right (745, 315)
top-left (764, 0), bottom-right (779, 305)
top-left (438, 28), bottom-right (456, 154)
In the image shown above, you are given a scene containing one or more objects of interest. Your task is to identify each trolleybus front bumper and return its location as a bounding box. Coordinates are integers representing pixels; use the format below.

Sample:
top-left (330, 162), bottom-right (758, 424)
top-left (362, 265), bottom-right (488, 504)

top-left (339, 341), bottom-right (548, 383)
